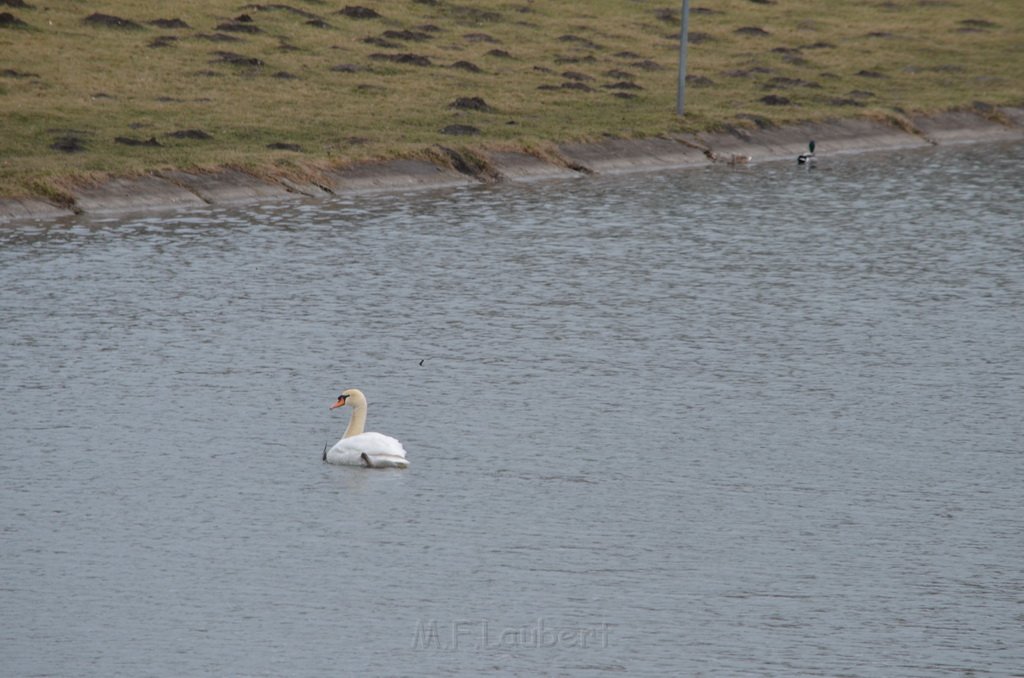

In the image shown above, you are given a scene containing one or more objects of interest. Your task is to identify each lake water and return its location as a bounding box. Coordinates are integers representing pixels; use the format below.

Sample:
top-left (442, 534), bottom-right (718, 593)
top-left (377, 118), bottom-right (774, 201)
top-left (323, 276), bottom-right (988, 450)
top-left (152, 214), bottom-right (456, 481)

top-left (2, 142), bottom-right (1022, 677)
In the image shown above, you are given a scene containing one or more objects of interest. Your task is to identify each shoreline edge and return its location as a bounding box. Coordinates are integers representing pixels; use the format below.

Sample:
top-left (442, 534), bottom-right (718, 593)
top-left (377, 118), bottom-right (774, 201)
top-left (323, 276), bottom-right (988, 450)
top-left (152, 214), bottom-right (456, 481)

top-left (2, 109), bottom-right (1022, 225)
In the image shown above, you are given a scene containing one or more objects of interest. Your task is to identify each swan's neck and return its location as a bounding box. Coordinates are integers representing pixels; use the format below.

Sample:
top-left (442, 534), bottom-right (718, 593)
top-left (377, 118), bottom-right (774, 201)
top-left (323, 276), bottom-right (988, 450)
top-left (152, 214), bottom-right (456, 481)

top-left (343, 403), bottom-right (367, 438)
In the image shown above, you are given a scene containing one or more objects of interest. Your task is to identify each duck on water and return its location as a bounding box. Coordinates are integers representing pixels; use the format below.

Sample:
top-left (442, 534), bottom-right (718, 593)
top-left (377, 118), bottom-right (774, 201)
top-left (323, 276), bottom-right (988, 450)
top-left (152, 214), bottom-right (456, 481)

top-left (798, 140), bottom-right (816, 165)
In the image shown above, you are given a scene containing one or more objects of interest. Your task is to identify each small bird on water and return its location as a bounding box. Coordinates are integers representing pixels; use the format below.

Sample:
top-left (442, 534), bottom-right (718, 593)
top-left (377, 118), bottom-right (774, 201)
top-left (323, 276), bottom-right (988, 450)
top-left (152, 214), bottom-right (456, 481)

top-left (797, 140), bottom-right (816, 165)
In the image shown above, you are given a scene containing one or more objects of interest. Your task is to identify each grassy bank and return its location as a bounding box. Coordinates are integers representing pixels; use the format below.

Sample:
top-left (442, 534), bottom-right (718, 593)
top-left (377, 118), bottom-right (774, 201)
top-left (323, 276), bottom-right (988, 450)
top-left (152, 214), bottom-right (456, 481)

top-left (1, 0), bottom-right (1021, 200)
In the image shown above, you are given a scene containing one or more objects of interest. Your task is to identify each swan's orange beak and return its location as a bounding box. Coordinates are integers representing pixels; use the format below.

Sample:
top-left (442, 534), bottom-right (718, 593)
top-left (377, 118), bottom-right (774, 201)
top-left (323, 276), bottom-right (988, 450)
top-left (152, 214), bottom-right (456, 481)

top-left (329, 396), bottom-right (347, 410)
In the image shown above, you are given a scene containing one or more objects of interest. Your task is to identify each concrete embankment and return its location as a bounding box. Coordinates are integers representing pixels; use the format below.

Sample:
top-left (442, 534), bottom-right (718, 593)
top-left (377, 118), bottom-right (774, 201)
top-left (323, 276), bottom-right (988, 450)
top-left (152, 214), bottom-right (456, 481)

top-left (2, 109), bottom-right (1021, 224)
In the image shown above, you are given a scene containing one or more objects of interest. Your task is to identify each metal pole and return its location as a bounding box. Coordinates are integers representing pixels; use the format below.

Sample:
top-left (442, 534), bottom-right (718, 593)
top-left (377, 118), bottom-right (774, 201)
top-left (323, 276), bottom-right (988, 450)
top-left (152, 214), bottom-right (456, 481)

top-left (676, 0), bottom-right (690, 115)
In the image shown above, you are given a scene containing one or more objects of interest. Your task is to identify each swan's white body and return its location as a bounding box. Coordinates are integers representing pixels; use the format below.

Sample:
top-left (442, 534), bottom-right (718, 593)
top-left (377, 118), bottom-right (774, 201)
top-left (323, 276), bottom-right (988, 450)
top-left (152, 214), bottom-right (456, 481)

top-left (326, 432), bottom-right (409, 468)
top-left (326, 389), bottom-right (409, 469)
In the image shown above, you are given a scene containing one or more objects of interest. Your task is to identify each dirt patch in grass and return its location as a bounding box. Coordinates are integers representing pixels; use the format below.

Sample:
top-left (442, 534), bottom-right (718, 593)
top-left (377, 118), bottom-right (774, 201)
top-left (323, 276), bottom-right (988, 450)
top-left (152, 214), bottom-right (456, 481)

top-left (450, 96), bottom-right (494, 112)
top-left (383, 29), bottom-right (433, 42)
top-left (167, 129), bottom-right (213, 140)
top-left (337, 6), bottom-right (380, 19)
top-left (558, 34), bottom-right (602, 50)
top-left (369, 53), bottom-right (432, 66)
top-left (724, 67), bottom-right (774, 78)
top-left (0, 11), bottom-right (28, 27)
top-left (441, 124), bottom-right (480, 135)
top-left (115, 136), bottom-right (162, 147)
top-left (958, 19), bottom-right (998, 30)
top-left (562, 71), bottom-right (593, 82)
top-left (149, 18), bottom-right (190, 29)
top-left (1, 68), bottom-right (39, 78)
top-left (630, 60), bottom-right (665, 71)
top-left (464, 32), bottom-right (498, 43)
top-left (653, 8), bottom-right (678, 24)
top-left (216, 21), bottom-right (262, 34)
top-left (211, 51), bottom-right (265, 67)
top-left (561, 82), bottom-right (594, 92)
top-left (604, 69), bottom-right (635, 80)
top-left (364, 36), bottom-right (400, 48)
top-left (51, 135), bottom-right (88, 153)
top-left (686, 75), bottom-right (715, 86)
top-left (242, 4), bottom-right (322, 20)
top-left (442, 5), bottom-right (502, 25)
top-left (604, 81), bottom-right (643, 91)
top-left (196, 32), bottom-right (242, 42)
top-left (83, 13), bottom-right (143, 30)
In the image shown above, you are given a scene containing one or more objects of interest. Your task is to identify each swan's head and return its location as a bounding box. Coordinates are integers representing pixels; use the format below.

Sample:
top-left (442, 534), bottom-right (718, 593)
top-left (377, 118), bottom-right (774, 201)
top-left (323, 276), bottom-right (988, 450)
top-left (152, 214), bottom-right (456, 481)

top-left (329, 388), bottom-right (366, 410)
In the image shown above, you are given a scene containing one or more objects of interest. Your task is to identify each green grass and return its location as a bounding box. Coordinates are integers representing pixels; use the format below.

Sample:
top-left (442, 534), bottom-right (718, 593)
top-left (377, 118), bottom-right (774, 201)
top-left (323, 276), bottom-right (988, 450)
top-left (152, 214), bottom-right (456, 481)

top-left (1, 0), bottom-right (1021, 199)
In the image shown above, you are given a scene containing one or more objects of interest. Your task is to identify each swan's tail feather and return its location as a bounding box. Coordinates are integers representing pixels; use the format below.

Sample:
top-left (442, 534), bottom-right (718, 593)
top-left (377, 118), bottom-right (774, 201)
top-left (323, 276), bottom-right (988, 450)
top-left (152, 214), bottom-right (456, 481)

top-left (369, 455), bottom-right (410, 469)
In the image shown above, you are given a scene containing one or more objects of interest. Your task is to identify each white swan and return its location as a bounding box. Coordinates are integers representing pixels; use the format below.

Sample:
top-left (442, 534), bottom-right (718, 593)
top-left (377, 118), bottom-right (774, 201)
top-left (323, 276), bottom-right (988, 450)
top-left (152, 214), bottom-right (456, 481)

top-left (324, 389), bottom-right (409, 469)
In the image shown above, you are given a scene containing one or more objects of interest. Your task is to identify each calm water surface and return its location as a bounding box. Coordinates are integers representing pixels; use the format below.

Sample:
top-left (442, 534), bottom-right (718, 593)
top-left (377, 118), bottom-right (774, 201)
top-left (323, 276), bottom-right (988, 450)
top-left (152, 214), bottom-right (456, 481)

top-left (2, 143), bottom-right (1023, 676)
